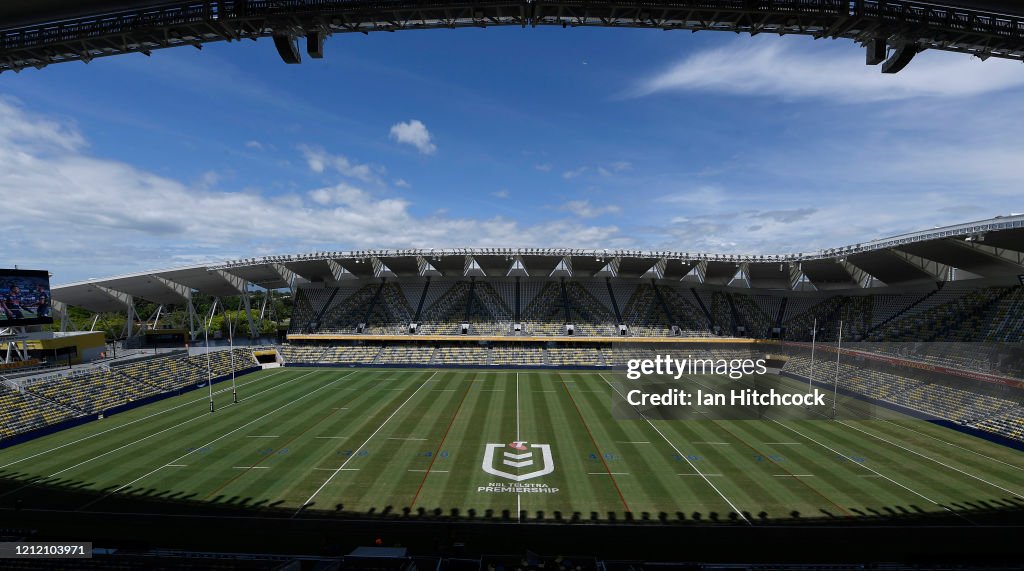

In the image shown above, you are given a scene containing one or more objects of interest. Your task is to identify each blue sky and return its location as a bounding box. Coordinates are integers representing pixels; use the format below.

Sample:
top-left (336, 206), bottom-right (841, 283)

top-left (1, 27), bottom-right (1022, 283)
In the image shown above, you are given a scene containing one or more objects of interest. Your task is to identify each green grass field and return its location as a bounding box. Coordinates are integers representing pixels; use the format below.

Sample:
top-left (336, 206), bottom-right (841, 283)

top-left (1, 367), bottom-right (1021, 525)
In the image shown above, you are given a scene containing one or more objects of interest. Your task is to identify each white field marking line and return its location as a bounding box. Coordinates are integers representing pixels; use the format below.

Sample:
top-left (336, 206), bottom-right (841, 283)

top-left (767, 375), bottom-right (1021, 498)
top-left (767, 419), bottom-right (966, 520)
top-left (315, 468), bottom-right (359, 471)
top-left (234, 466), bottom-right (270, 469)
top-left (776, 373), bottom-right (1024, 475)
top-left (516, 371), bottom-right (521, 521)
top-left (878, 419), bottom-right (1024, 473)
top-left (166, 464), bottom-right (187, 467)
top-left (297, 371), bottom-right (438, 515)
top-left (0, 368), bottom-right (289, 470)
top-left (834, 419), bottom-right (1022, 497)
top-left (599, 373), bottom-right (749, 525)
top-left (516, 371), bottom-right (520, 441)
top-left (332, 407), bottom-right (348, 410)
top-left (687, 374), bottom-right (967, 521)
top-left (79, 371), bottom-right (358, 509)
top-left (679, 473), bottom-right (722, 476)
top-left (0, 369), bottom-right (324, 499)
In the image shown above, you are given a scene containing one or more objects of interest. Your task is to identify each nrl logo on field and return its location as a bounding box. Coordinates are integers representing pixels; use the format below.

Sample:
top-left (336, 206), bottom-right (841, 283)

top-left (481, 441), bottom-right (555, 482)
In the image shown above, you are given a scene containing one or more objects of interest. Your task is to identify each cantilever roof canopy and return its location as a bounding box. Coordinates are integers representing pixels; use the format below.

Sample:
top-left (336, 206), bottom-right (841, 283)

top-left (5, 0), bottom-right (1024, 27)
top-left (51, 215), bottom-right (1024, 312)
top-left (4, 0), bottom-right (1024, 75)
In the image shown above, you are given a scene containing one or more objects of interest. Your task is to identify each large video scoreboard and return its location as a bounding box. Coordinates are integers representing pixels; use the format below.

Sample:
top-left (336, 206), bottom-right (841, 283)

top-left (0, 269), bottom-right (52, 327)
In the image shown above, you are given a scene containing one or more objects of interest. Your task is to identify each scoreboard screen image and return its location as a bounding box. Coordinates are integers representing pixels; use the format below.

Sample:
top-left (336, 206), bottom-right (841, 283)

top-left (0, 269), bottom-right (52, 326)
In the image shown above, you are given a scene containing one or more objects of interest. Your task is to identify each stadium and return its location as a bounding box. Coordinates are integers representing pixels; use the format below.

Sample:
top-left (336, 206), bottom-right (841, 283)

top-left (2, 0), bottom-right (1024, 569)
top-left (1, 215), bottom-right (1022, 567)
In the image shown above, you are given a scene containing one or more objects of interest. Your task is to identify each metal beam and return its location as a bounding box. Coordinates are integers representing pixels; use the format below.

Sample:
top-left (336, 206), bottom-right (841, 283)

top-left (682, 261), bottom-right (707, 285)
top-left (154, 275), bottom-right (193, 302)
top-left (949, 239), bottom-right (1024, 269)
top-left (889, 250), bottom-right (953, 281)
top-left (328, 259), bottom-right (359, 281)
top-left (838, 260), bottom-right (882, 289)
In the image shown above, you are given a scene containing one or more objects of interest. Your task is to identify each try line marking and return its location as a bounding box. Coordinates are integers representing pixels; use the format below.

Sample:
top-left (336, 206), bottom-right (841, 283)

top-left (77, 371), bottom-right (358, 511)
top-left (0, 368), bottom-right (289, 470)
top-left (0, 369), bottom-right (323, 502)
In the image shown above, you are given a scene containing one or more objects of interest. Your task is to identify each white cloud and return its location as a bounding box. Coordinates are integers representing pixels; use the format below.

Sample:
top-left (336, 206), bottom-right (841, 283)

top-left (632, 36), bottom-right (1024, 103)
top-left (196, 170), bottom-right (221, 189)
top-left (562, 166), bottom-right (588, 180)
top-left (389, 119), bottom-right (437, 155)
top-left (394, 178), bottom-right (411, 189)
top-left (299, 145), bottom-right (381, 184)
top-left (559, 200), bottom-right (622, 219)
top-left (492, 189), bottom-right (510, 199)
top-left (0, 99), bottom-right (623, 283)
top-left (658, 185), bottom-right (729, 206)
top-left (598, 161), bottom-right (632, 177)
top-left (534, 163), bottom-right (552, 172)
top-left (244, 140), bottom-right (264, 150)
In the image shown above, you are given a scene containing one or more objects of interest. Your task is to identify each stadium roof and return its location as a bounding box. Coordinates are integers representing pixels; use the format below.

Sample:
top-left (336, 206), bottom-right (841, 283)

top-left (3, 0), bottom-right (1024, 75)
top-left (51, 215), bottom-right (1024, 313)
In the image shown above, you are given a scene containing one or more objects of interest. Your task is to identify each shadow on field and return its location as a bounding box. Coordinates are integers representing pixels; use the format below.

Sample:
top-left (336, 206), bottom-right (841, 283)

top-left (0, 469), bottom-right (1023, 562)
top-left (1, 468), bottom-right (1023, 527)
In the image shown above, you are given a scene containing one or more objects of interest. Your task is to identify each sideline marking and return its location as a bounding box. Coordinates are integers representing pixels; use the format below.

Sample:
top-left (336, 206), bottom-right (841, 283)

top-left (768, 419), bottom-right (972, 523)
top-left (878, 419), bottom-right (1024, 472)
top-left (835, 419), bottom-right (1021, 496)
